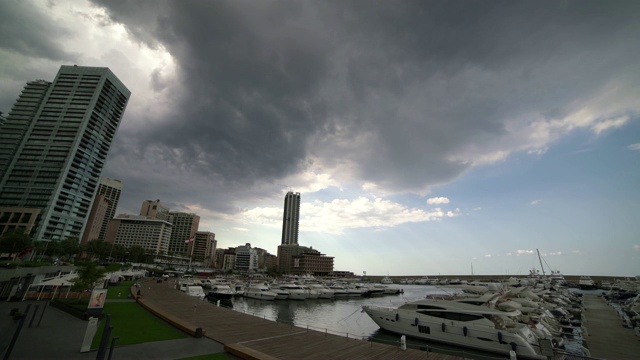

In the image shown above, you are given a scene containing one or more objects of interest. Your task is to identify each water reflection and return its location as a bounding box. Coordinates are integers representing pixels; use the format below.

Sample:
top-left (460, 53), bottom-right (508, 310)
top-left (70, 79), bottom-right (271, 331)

top-left (205, 284), bottom-right (587, 359)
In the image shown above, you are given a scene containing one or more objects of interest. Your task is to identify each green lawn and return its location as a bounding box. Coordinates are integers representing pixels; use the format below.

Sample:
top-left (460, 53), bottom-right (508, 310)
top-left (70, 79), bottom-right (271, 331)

top-left (104, 280), bottom-right (135, 299)
top-left (91, 301), bottom-right (188, 348)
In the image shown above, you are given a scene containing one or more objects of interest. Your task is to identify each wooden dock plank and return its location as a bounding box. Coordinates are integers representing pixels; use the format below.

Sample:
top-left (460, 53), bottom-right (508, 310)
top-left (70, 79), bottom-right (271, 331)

top-left (136, 279), bottom-right (463, 359)
top-left (582, 294), bottom-right (640, 359)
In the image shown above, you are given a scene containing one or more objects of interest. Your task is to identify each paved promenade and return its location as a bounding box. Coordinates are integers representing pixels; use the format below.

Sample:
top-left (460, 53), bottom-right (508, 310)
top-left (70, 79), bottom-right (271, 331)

top-left (582, 294), bottom-right (640, 359)
top-left (0, 298), bottom-right (229, 359)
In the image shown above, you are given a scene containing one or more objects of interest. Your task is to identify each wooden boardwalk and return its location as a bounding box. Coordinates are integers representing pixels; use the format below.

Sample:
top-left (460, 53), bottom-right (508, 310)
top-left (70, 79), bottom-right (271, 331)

top-left (134, 279), bottom-right (462, 360)
top-left (582, 294), bottom-right (640, 359)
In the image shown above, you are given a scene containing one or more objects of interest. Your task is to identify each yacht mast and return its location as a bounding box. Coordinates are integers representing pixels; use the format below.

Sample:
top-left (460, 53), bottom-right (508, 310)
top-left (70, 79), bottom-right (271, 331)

top-left (536, 249), bottom-right (545, 276)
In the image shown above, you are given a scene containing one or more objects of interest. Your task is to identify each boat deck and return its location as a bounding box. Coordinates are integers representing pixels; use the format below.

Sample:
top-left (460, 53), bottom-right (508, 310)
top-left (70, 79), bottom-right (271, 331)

top-left (582, 294), bottom-right (640, 359)
top-left (135, 279), bottom-right (462, 359)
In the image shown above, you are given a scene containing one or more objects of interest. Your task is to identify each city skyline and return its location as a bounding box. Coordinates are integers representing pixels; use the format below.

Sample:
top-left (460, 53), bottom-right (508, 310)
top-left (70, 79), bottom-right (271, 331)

top-left (1, 1), bottom-right (639, 276)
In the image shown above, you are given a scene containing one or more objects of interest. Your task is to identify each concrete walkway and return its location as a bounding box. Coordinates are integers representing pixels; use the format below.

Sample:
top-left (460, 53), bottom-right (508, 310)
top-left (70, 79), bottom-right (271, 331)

top-left (0, 299), bottom-right (230, 359)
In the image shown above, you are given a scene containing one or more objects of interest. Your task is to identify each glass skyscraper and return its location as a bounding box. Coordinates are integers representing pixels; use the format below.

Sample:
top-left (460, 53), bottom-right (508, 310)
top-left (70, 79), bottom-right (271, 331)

top-left (281, 191), bottom-right (300, 245)
top-left (0, 65), bottom-right (130, 242)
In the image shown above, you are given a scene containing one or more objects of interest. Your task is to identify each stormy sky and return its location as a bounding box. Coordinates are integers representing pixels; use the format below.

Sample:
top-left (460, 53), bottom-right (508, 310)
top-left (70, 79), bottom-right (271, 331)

top-left (2, 0), bottom-right (639, 276)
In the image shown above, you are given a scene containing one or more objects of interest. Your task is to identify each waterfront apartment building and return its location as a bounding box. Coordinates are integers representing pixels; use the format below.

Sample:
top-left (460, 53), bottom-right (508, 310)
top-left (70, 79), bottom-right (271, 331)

top-left (215, 248), bottom-right (236, 271)
top-left (105, 214), bottom-right (172, 255)
top-left (235, 243), bottom-right (259, 272)
top-left (80, 177), bottom-right (122, 244)
top-left (187, 231), bottom-right (216, 267)
top-left (281, 191), bottom-right (300, 245)
top-left (253, 247), bottom-right (277, 273)
top-left (168, 212), bottom-right (200, 256)
top-left (94, 177), bottom-right (122, 240)
top-left (80, 193), bottom-right (109, 244)
top-left (0, 65), bottom-right (130, 242)
top-left (277, 244), bottom-right (334, 276)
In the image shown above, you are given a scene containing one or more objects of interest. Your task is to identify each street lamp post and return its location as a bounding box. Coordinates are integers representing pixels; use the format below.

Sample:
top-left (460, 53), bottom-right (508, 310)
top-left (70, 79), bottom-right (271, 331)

top-left (108, 242), bottom-right (116, 263)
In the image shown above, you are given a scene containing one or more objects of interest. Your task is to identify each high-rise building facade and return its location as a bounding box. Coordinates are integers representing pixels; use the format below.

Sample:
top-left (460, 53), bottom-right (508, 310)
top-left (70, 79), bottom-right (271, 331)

top-left (140, 199), bottom-right (170, 221)
top-left (105, 214), bottom-right (172, 255)
top-left (281, 191), bottom-right (300, 245)
top-left (277, 244), bottom-right (334, 275)
top-left (94, 177), bottom-right (122, 240)
top-left (80, 194), bottom-right (109, 244)
top-left (81, 177), bottom-right (123, 244)
top-left (188, 231), bottom-right (216, 267)
top-left (0, 66), bottom-right (130, 242)
top-left (168, 212), bottom-right (199, 256)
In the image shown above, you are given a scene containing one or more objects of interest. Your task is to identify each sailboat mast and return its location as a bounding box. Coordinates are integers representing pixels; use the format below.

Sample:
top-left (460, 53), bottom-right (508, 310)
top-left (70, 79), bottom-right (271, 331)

top-left (536, 249), bottom-right (545, 276)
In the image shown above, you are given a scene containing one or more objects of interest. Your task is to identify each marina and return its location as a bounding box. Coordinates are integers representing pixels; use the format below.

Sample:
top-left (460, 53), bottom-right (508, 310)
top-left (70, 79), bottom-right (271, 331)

top-left (140, 276), bottom-right (640, 359)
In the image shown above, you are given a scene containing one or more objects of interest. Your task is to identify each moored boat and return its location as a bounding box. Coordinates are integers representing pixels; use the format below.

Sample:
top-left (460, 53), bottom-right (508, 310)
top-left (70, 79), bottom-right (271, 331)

top-left (207, 284), bottom-right (235, 300)
top-left (577, 276), bottom-right (597, 290)
top-left (362, 298), bottom-right (552, 359)
top-left (243, 283), bottom-right (278, 301)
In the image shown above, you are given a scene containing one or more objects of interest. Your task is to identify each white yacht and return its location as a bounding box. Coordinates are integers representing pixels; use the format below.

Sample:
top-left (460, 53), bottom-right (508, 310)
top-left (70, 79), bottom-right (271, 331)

top-left (380, 276), bottom-right (394, 284)
top-left (328, 284), bottom-right (350, 297)
top-left (243, 283), bottom-right (277, 301)
top-left (184, 285), bottom-right (206, 300)
top-left (270, 287), bottom-right (290, 300)
top-left (577, 276), bottom-right (597, 290)
top-left (272, 283), bottom-right (308, 300)
top-left (303, 282), bottom-right (335, 299)
top-left (206, 284), bottom-right (235, 300)
top-left (362, 298), bottom-right (552, 359)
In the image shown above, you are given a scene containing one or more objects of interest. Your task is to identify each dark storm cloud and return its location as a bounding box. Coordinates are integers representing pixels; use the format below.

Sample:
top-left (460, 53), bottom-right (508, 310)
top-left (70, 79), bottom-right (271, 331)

top-left (92, 0), bottom-right (640, 209)
top-left (0, 1), bottom-right (76, 61)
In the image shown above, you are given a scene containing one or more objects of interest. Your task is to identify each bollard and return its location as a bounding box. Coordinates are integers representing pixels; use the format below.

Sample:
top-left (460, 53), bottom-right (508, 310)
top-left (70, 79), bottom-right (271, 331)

top-left (400, 335), bottom-right (406, 350)
top-left (509, 350), bottom-right (517, 360)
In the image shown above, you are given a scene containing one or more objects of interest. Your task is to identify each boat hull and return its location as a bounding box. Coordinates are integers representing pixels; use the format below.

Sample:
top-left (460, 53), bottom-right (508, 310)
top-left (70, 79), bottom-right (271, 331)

top-left (207, 291), bottom-right (234, 300)
top-left (363, 306), bottom-right (547, 360)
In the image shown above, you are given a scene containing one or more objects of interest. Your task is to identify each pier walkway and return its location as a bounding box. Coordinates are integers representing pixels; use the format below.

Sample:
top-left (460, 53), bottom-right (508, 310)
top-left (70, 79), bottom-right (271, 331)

top-left (582, 294), bottom-right (639, 359)
top-left (138, 278), bottom-right (462, 359)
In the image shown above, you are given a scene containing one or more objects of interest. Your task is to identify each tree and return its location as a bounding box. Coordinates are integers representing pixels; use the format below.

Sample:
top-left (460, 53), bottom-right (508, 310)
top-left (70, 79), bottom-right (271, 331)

top-left (71, 262), bottom-right (106, 291)
top-left (0, 229), bottom-right (32, 261)
top-left (127, 245), bottom-right (146, 263)
top-left (58, 237), bottom-right (80, 261)
top-left (85, 240), bottom-right (111, 261)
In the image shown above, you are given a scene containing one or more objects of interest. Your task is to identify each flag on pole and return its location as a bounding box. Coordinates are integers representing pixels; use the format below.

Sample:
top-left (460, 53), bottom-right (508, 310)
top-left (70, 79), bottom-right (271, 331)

top-left (184, 236), bottom-right (195, 244)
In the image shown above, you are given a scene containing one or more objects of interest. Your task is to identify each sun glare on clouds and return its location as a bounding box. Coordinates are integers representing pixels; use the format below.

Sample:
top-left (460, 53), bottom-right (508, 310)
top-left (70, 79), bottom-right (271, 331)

top-left (37, 0), bottom-right (177, 127)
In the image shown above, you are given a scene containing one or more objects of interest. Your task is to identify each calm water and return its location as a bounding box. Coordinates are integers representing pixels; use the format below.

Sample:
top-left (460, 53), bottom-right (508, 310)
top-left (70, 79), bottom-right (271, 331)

top-left (208, 284), bottom-right (512, 358)
top-left (207, 284), bottom-right (588, 359)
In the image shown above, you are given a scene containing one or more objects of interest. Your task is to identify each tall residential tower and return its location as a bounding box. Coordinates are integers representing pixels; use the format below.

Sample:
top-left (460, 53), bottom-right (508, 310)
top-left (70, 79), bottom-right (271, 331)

top-left (0, 65), bottom-right (130, 242)
top-left (281, 191), bottom-right (300, 245)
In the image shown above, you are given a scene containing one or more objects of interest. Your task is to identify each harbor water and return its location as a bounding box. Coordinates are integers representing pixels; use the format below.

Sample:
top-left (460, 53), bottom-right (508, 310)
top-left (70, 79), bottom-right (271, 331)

top-left (207, 284), bottom-right (588, 359)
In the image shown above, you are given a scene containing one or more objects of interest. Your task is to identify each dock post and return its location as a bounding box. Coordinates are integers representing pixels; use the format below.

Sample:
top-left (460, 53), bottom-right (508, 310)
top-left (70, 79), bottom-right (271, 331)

top-left (509, 350), bottom-right (517, 360)
top-left (400, 335), bottom-right (406, 350)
